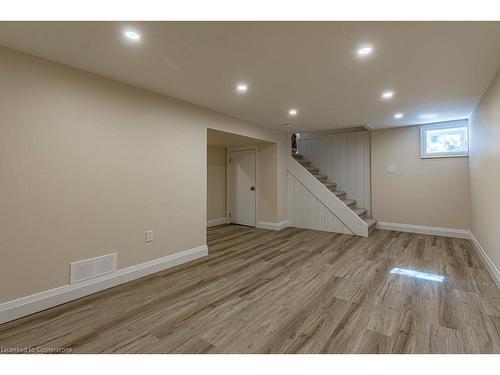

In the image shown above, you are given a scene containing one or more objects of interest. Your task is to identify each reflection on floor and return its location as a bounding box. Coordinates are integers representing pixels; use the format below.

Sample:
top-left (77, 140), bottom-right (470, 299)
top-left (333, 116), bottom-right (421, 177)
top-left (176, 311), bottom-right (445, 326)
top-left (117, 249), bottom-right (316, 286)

top-left (389, 267), bottom-right (445, 282)
top-left (1, 225), bottom-right (500, 353)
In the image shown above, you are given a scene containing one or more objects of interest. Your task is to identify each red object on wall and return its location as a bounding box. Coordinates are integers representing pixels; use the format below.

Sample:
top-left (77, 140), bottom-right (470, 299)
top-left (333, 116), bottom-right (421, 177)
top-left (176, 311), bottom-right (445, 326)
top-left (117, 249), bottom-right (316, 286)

top-left (291, 133), bottom-right (297, 153)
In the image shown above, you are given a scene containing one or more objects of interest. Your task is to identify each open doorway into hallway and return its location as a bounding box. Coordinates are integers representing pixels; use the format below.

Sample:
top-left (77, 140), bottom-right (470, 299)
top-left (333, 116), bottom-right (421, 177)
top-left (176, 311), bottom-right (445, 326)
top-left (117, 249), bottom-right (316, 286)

top-left (206, 128), bottom-right (277, 229)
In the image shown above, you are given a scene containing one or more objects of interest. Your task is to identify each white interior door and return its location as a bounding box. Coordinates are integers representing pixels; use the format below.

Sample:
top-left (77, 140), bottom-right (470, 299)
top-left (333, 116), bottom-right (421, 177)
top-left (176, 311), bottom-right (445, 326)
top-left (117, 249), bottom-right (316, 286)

top-left (230, 149), bottom-right (256, 227)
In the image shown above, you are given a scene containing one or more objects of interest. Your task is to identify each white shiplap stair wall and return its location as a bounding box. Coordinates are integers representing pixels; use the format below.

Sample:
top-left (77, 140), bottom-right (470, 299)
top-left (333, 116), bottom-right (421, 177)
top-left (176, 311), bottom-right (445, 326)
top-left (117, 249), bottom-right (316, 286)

top-left (287, 157), bottom-right (368, 236)
top-left (298, 131), bottom-right (371, 216)
top-left (288, 172), bottom-right (354, 235)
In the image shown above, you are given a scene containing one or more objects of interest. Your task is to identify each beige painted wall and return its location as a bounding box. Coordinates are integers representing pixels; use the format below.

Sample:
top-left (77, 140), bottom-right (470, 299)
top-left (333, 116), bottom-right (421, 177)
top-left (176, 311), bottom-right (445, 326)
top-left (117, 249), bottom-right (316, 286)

top-left (469, 70), bottom-right (500, 271)
top-left (259, 143), bottom-right (278, 222)
top-left (207, 146), bottom-right (226, 221)
top-left (371, 125), bottom-right (471, 229)
top-left (0, 47), bottom-right (289, 303)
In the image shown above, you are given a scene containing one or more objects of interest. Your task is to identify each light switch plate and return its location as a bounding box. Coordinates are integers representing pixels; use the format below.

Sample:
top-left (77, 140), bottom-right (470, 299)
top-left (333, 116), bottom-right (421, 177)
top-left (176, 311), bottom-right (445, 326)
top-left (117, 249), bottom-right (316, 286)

top-left (145, 230), bottom-right (153, 242)
top-left (386, 165), bottom-right (396, 173)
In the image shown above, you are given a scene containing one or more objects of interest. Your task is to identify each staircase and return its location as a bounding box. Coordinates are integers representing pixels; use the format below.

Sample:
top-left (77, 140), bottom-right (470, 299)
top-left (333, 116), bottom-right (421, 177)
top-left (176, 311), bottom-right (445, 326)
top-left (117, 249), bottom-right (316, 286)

top-left (292, 152), bottom-right (376, 233)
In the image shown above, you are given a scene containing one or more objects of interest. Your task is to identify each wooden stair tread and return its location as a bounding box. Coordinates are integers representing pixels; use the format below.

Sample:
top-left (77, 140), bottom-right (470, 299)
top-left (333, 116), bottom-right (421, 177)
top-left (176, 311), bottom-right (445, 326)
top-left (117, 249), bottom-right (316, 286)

top-left (342, 199), bottom-right (356, 207)
top-left (364, 218), bottom-right (377, 228)
top-left (352, 208), bottom-right (367, 217)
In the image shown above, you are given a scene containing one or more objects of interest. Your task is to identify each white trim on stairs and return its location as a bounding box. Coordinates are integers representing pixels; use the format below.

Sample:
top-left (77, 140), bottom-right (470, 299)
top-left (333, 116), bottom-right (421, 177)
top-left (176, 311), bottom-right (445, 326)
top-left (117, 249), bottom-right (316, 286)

top-left (469, 233), bottom-right (500, 290)
top-left (375, 221), bottom-right (471, 239)
top-left (207, 217), bottom-right (229, 227)
top-left (0, 245), bottom-right (208, 325)
top-left (288, 156), bottom-right (368, 237)
top-left (257, 220), bottom-right (289, 231)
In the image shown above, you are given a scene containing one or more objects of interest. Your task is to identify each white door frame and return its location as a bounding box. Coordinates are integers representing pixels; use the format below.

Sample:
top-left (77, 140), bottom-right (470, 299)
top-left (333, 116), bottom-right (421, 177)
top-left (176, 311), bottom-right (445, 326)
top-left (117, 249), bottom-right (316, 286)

top-left (226, 145), bottom-right (259, 227)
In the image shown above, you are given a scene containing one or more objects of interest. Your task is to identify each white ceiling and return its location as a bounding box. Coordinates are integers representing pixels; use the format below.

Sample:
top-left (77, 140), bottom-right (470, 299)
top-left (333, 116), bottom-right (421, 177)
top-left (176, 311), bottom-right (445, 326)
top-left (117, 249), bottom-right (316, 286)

top-left (1, 22), bottom-right (500, 131)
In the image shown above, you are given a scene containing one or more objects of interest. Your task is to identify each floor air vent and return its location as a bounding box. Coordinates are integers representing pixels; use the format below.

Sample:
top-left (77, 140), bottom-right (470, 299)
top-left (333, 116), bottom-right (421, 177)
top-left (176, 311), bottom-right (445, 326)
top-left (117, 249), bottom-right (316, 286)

top-left (70, 253), bottom-right (117, 284)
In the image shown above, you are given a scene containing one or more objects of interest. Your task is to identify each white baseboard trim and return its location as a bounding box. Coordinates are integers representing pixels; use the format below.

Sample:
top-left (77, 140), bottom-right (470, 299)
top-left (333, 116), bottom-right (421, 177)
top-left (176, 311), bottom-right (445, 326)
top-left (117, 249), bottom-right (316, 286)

top-left (207, 217), bottom-right (228, 227)
top-left (257, 220), bottom-right (289, 231)
top-left (469, 234), bottom-right (500, 290)
top-left (0, 245), bottom-right (208, 325)
top-left (375, 221), bottom-right (500, 290)
top-left (376, 221), bottom-right (471, 239)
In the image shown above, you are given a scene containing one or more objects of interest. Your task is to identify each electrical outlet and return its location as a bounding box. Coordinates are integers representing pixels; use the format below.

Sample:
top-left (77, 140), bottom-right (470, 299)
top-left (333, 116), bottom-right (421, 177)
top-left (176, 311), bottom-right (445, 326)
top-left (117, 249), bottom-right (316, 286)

top-left (476, 220), bottom-right (480, 230)
top-left (145, 230), bottom-right (153, 243)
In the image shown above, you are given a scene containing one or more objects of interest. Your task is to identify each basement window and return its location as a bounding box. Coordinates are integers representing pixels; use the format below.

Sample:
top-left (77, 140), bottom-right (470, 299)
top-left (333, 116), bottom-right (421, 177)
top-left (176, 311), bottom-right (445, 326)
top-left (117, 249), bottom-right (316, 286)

top-left (420, 120), bottom-right (469, 158)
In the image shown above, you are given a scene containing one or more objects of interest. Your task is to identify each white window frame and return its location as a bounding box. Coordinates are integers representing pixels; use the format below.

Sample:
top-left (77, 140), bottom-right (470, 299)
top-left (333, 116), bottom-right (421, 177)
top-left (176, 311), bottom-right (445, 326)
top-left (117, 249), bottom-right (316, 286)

top-left (420, 120), bottom-right (469, 159)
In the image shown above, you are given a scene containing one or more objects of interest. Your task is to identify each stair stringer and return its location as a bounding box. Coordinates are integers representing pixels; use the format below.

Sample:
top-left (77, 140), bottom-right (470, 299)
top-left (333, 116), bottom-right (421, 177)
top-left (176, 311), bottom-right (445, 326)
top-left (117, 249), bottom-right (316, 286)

top-left (287, 156), bottom-right (368, 237)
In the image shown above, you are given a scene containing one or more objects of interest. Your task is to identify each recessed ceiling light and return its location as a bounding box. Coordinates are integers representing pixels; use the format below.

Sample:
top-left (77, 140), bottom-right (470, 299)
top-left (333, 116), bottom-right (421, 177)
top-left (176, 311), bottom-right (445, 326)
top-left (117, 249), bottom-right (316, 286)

top-left (357, 45), bottom-right (373, 56)
top-left (124, 30), bottom-right (141, 41)
top-left (289, 108), bottom-right (298, 116)
top-left (394, 113), bottom-right (404, 119)
top-left (236, 83), bottom-right (248, 93)
top-left (382, 91), bottom-right (394, 100)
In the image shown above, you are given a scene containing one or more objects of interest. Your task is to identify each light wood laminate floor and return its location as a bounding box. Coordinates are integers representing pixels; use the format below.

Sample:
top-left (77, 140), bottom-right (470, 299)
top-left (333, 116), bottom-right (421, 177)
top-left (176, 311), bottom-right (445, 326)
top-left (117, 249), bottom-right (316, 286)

top-left (1, 225), bottom-right (500, 353)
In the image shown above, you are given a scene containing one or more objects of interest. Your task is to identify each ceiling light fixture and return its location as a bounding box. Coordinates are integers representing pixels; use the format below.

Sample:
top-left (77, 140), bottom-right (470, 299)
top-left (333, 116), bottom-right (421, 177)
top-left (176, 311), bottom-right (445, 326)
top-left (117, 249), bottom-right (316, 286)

top-left (382, 91), bottom-right (394, 100)
top-left (357, 45), bottom-right (373, 56)
top-left (124, 30), bottom-right (141, 41)
top-left (288, 108), bottom-right (298, 116)
top-left (236, 83), bottom-right (248, 93)
top-left (394, 113), bottom-right (404, 119)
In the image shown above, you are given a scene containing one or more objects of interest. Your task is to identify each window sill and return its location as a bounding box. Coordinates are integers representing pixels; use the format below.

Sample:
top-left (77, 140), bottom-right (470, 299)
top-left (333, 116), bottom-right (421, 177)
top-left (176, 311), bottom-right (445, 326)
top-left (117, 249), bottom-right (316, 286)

top-left (420, 154), bottom-right (469, 159)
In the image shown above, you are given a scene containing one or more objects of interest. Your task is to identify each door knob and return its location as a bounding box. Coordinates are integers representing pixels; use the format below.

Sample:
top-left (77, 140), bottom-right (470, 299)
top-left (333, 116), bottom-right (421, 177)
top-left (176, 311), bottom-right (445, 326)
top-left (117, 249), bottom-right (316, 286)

top-left (250, 186), bottom-right (255, 191)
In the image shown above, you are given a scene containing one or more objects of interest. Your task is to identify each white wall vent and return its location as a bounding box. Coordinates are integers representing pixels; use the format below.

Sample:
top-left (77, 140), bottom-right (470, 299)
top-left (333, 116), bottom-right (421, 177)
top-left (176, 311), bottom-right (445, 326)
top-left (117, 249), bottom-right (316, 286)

top-left (70, 253), bottom-right (117, 284)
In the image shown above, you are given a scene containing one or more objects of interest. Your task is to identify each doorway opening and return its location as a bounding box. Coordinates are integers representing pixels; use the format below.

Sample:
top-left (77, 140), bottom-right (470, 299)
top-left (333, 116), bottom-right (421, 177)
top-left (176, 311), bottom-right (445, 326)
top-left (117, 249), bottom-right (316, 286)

top-left (207, 128), bottom-right (272, 229)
